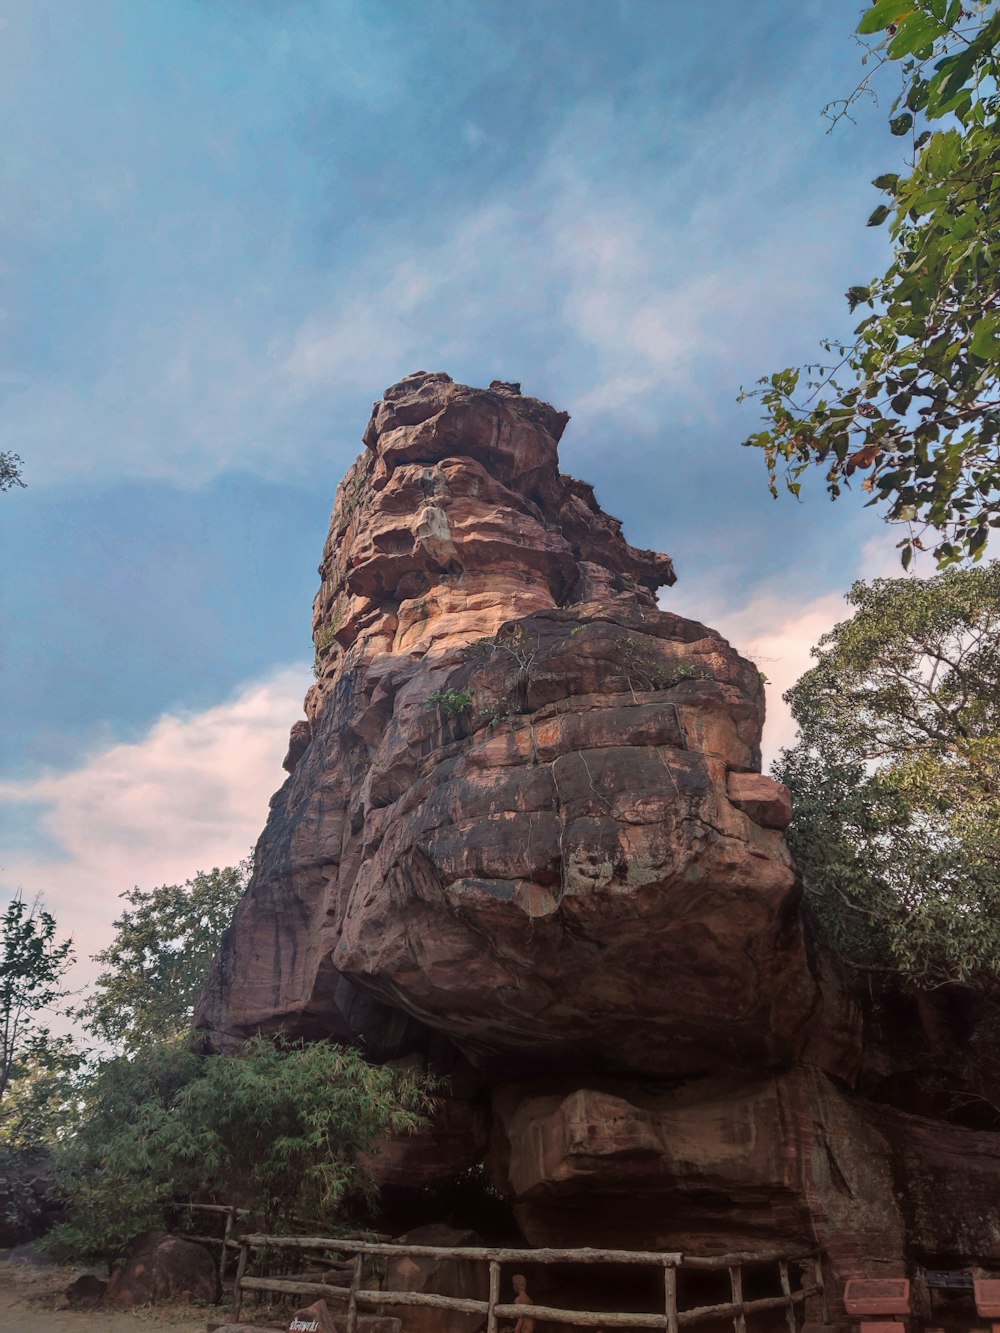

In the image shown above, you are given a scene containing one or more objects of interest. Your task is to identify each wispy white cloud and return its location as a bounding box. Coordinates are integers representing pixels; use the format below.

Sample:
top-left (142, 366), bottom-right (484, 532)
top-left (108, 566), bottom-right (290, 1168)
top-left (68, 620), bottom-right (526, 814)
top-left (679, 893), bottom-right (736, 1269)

top-left (9, 73), bottom-right (885, 493)
top-left (0, 665), bottom-right (309, 988)
top-left (280, 91), bottom-right (884, 459)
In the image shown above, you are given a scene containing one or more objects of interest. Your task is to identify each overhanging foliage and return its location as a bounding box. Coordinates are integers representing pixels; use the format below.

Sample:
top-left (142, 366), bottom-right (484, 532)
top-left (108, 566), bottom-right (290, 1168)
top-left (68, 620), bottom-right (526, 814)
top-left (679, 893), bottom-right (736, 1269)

top-left (742, 1), bottom-right (1000, 567)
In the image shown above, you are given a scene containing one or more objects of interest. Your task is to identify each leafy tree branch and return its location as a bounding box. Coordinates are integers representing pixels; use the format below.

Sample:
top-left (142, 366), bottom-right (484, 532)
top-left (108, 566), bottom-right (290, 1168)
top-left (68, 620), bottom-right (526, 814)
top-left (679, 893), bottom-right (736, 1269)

top-left (741, 1), bottom-right (1000, 567)
top-left (0, 451), bottom-right (25, 493)
top-left (0, 896), bottom-right (74, 1106)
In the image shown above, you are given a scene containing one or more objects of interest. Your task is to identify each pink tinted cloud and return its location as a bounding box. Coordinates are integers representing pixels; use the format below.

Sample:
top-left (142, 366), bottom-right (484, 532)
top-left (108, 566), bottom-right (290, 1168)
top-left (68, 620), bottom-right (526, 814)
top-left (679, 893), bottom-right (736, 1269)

top-left (1, 665), bottom-right (309, 990)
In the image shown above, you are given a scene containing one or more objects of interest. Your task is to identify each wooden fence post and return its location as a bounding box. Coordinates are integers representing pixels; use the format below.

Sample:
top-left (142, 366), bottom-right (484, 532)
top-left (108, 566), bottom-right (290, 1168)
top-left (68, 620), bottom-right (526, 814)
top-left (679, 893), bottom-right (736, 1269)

top-left (779, 1261), bottom-right (797, 1333)
top-left (729, 1265), bottom-right (746, 1333)
top-left (346, 1252), bottom-right (362, 1333)
top-left (232, 1242), bottom-right (249, 1324)
top-left (814, 1256), bottom-right (827, 1325)
top-left (488, 1260), bottom-right (500, 1333)
top-left (663, 1261), bottom-right (679, 1333)
top-left (220, 1208), bottom-right (234, 1287)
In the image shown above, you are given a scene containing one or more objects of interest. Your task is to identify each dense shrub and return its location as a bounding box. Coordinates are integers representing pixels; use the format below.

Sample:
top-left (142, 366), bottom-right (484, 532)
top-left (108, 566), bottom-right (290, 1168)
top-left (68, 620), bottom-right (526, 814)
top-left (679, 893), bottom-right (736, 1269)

top-left (47, 1035), bottom-right (435, 1262)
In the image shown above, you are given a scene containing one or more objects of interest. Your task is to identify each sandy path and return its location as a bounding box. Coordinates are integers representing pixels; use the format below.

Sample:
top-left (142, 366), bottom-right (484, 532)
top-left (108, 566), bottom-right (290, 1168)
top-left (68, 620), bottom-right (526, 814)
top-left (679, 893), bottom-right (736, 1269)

top-left (0, 1258), bottom-right (222, 1333)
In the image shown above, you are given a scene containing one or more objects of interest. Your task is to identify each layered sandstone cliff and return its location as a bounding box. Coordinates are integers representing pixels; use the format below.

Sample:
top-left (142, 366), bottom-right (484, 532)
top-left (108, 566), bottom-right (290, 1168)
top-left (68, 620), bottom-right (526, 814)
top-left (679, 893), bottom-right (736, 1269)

top-left (196, 374), bottom-right (1000, 1290)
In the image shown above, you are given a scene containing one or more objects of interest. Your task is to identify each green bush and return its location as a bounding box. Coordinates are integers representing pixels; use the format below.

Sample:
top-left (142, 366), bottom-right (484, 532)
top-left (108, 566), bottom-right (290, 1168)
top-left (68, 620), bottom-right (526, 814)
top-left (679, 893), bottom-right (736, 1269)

top-left (46, 1035), bottom-right (436, 1262)
top-left (615, 637), bottom-right (709, 692)
top-left (426, 688), bottom-right (473, 717)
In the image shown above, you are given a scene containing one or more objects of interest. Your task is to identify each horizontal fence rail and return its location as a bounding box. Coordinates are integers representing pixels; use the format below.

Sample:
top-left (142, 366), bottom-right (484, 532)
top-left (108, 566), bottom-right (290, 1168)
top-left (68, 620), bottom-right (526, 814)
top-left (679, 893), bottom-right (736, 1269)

top-left (229, 1231), bottom-right (822, 1333)
top-left (240, 1235), bottom-right (685, 1263)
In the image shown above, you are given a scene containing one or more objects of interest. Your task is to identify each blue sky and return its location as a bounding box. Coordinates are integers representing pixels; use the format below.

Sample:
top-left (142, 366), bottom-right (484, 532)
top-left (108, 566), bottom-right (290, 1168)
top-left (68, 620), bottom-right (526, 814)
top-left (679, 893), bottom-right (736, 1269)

top-left (1, 0), bottom-right (916, 974)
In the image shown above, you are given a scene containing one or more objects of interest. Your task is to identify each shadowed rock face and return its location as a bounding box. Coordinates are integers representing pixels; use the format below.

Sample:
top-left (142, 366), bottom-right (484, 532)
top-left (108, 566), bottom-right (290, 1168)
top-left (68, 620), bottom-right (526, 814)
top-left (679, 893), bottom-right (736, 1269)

top-left (489, 1068), bottom-right (1000, 1270)
top-left (196, 371), bottom-right (827, 1081)
top-left (323, 601), bottom-right (814, 1079)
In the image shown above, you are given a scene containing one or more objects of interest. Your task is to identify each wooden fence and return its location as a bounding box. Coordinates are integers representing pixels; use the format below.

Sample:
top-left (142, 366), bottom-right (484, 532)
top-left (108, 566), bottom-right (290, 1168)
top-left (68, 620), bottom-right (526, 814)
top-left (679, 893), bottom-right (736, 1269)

top-left (171, 1202), bottom-right (251, 1284)
top-left (231, 1233), bottom-right (824, 1333)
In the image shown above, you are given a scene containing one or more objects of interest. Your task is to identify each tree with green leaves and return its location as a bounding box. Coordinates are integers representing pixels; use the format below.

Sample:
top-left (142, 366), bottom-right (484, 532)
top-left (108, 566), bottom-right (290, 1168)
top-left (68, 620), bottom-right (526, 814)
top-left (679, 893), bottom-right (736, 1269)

top-left (0, 897), bottom-right (78, 1242)
top-left (0, 1034), bottom-right (83, 1241)
top-left (47, 1035), bottom-right (435, 1261)
top-left (1, 896), bottom-right (74, 1106)
top-left (80, 864), bottom-right (248, 1052)
top-left (742, 1), bottom-right (1000, 568)
top-left (777, 562), bottom-right (1000, 990)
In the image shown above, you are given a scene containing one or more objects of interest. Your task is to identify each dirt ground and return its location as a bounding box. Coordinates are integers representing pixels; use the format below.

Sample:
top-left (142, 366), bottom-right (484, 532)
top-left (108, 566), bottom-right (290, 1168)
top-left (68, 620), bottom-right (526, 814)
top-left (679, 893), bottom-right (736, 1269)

top-left (0, 1254), bottom-right (228, 1333)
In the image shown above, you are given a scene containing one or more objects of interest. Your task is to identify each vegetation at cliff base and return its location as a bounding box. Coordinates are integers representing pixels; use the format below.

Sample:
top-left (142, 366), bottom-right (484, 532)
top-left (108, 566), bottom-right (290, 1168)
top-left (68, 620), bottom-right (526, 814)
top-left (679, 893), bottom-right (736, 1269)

top-left (777, 562), bottom-right (1000, 991)
top-left (47, 1035), bottom-right (435, 1261)
top-left (742, 1), bottom-right (1000, 568)
top-left (1, 861), bottom-right (436, 1263)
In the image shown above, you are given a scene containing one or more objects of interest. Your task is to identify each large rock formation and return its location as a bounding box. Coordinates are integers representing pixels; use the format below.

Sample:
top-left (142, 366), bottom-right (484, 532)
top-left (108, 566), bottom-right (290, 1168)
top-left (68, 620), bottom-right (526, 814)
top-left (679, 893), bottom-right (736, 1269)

top-left (197, 372), bottom-right (829, 1074)
top-left (196, 373), bottom-right (1000, 1298)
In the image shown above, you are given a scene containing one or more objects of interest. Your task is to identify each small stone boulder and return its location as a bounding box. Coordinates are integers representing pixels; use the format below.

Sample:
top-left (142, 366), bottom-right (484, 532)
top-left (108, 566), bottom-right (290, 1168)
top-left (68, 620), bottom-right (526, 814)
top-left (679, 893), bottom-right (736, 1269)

top-left (104, 1232), bottom-right (218, 1307)
top-left (358, 1318), bottom-right (403, 1333)
top-left (209, 1326), bottom-right (276, 1333)
top-left (59, 1273), bottom-right (107, 1309)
